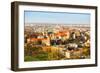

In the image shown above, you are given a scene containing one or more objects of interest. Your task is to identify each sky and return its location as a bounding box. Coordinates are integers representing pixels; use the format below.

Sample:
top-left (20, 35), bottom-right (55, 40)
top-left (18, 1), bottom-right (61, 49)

top-left (24, 11), bottom-right (90, 25)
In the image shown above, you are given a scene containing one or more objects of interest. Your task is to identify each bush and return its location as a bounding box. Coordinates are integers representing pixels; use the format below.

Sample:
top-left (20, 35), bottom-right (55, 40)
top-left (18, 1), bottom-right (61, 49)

top-left (24, 56), bottom-right (39, 61)
top-left (24, 52), bottom-right (48, 61)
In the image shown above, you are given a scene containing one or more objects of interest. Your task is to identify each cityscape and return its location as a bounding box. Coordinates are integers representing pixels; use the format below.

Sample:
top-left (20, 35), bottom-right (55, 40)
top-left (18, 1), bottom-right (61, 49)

top-left (24, 23), bottom-right (90, 61)
top-left (24, 11), bottom-right (90, 61)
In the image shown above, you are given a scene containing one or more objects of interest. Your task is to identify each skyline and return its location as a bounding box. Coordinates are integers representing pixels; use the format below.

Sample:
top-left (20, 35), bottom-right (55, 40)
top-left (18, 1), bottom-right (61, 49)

top-left (24, 11), bottom-right (90, 25)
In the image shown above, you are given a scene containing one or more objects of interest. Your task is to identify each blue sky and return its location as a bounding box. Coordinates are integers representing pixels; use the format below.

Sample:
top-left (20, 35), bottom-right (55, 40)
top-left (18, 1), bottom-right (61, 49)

top-left (24, 11), bottom-right (90, 25)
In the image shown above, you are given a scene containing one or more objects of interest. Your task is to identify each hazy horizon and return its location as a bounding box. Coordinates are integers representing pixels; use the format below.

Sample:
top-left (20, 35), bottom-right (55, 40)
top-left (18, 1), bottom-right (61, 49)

top-left (25, 11), bottom-right (90, 25)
